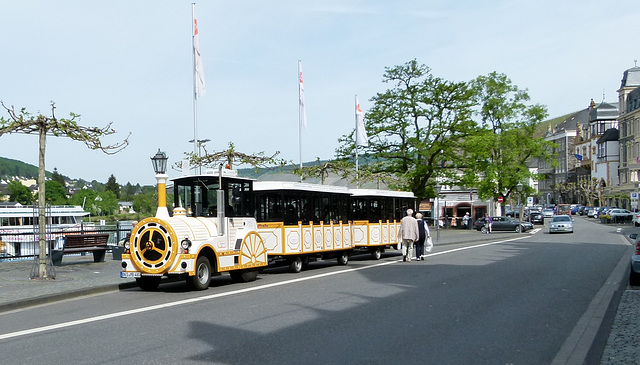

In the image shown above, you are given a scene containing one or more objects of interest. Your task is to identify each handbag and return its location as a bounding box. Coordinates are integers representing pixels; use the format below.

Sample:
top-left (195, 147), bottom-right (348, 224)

top-left (425, 237), bottom-right (433, 252)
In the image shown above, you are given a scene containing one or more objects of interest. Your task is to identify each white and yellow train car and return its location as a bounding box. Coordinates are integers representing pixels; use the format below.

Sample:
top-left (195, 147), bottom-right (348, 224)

top-left (253, 181), bottom-right (355, 272)
top-left (349, 188), bottom-right (416, 259)
top-left (252, 181), bottom-right (415, 271)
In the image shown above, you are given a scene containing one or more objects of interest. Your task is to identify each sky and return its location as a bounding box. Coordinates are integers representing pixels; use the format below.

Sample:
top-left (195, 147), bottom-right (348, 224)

top-left (1, 0), bottom-right (639, 186)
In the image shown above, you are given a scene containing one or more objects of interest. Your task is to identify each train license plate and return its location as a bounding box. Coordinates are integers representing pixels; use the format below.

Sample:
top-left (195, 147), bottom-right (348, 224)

top-left (121, 272), bottom-right (141, 278)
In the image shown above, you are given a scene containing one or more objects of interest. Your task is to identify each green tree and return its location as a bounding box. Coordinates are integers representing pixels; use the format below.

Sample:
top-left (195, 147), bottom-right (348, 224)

top-left (180, 141), bottom-right (287, 172)
top-left (7, 180), bottom-right (34, 204)
top-left (121, 182), bottom-right (137, 201)
top-left (105, 174), bottom-right (120, 199)
top-left (94, 190), bottom-right (119, 216)
top-left (460, 72), bottom-right (554, 206)
top-left (45, 180), bottom-right (68, 205)
top-left (51, 168), bottom-right (66, 191)
top-left (68, 188), bottom-right (97, 212)
top-left (336, 60), bottom-right (476, 198)
top-left (0, 101), bottom-right (129, 279)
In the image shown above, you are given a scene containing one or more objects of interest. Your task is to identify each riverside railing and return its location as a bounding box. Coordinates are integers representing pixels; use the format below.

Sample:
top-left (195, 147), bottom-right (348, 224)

top-left (0, 221), bottom-right (135, 260)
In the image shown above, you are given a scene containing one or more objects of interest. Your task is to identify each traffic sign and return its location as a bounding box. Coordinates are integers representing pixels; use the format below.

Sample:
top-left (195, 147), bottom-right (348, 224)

top-left (498, 196), bottom-right (503, 203)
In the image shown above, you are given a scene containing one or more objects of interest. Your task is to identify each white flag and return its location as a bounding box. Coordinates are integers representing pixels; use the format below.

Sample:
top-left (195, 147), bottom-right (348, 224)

top-left (355, 96), bottom-right (368, 147)
top-left (193, 15), bottom-right (206, 98)
top-left (298, 60), bottom-right (307, 128)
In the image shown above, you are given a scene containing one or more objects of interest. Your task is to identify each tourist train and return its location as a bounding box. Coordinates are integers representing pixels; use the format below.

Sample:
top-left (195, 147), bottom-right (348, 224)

top-left (120, 167), bottom-right (416, 291)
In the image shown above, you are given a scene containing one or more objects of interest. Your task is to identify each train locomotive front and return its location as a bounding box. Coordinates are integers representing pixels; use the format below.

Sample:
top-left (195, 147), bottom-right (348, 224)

top-left (121, 169), bottom-right (268, 291)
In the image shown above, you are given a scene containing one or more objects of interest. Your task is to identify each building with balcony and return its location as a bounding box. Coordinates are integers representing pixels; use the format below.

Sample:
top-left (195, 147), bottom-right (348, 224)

top-left (615, 64), bottom-right (640, 209)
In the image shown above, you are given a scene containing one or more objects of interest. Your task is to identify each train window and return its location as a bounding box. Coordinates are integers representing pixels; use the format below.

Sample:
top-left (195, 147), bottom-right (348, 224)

top-left (177, 185), bottom-right (193, 215)
top-left (299, 195), bottom-right (314, 224)
top-left (283, 194), bottom-right (300, 225)
top-left (370, 199), bottom-right (381, 222)
top-left (335, 196), bottom-right (349, 223)
top-left (351, 198), bottom-right (367, 221)
top-left (255, 192), bottom-right (282, 222)
top-left (225, 181), bottom-right (251, 217)
top-left (203, 183), bottom-right (218, 216)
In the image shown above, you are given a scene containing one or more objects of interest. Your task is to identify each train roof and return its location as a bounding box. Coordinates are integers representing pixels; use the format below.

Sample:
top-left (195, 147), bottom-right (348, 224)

top-left (171, 168), bottom-right (254, 183)
top-left (253, 181), bottom-right (351, 194)
top-left (170, 169), bottom-right (415, 199)
top-left (254, 181), bottom-right (414, 198)
top-left (349, 188), bottom-right (415, 199)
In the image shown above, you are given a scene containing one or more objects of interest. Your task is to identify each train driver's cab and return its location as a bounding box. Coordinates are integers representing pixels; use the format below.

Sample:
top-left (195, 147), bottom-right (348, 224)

top-left (172, 173), bottom-right (253, 218)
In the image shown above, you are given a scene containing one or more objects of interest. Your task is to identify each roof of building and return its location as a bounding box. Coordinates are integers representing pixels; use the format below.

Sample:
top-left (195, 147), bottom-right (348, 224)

top-left (597, 128), bottom-right (619, 144)
top-left (546, 107), bottom-right (589, 135)
top-left (620, 65), bottom-right (640, 88)
top-left (0, 202), bottom-right (22, 207)
top-left (589, 101), bottom-right (619, 121)
top-left (627, 87), bottom-right (640, 113)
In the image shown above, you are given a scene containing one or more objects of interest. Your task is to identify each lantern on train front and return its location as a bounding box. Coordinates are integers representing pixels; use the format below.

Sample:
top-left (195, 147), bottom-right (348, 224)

top-left (151, 149), bottom-right (169, 219)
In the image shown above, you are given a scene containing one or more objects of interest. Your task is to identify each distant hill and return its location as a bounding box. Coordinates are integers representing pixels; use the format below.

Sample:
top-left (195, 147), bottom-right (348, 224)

top-left (0, 156), bottom-right (52, 180)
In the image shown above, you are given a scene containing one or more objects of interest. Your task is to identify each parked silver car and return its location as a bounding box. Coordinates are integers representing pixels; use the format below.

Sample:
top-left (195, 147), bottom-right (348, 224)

top-left (549, 215), bottom-right (573, 234)
top-left (609, 209), bottom-right (634, 223)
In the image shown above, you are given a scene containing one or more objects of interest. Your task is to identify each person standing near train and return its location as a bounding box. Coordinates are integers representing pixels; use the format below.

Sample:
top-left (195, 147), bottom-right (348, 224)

top-left (415, 212), bottom-right (430, 261)
top-left (398, 208), bottom-right (419, 262)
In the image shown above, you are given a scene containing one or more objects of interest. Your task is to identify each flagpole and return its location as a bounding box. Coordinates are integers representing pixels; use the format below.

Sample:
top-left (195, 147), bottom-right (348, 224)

top-left (192, 3), bottom-right (198, 166)
top-left (354, 95), bottom-right (369, 188)
top-left (355, 94), bottom-right (359, 174)
top-left (298, 60), bottom-right (304, 171)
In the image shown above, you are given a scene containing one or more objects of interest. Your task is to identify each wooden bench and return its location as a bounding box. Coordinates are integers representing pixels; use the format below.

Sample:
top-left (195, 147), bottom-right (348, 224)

top-left (51, 233), bottom-right (110, 266)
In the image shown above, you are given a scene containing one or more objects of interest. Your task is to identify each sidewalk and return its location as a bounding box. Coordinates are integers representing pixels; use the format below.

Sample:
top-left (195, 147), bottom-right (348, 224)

top-left (0, 227), bottom-right (636, 364)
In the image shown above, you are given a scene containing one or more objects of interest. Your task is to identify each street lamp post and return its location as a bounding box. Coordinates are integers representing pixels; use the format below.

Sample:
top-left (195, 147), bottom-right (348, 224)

top-left (517, 182), bottom-right (523, 231)
top-left (435, 184), bottom-right (441, 242)
top-left (151, 149), bottom-right (169, 219)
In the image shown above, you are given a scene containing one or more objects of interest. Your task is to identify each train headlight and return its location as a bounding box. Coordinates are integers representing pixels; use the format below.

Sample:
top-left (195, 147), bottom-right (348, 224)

top-left (181, 237), bottom-right (192, 250)
top-left (124, 240), bottom-right (130, 250)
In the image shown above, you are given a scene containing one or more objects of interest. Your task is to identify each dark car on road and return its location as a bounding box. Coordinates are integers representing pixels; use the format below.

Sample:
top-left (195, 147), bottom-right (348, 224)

top-left (505, 210), bottom-right (520, 218)
top-left (628, 233), bottom-right (640, 285)
top-left (474, 216), bottom-right (533, 233)
top-left (528, 210), bottom-right (544, 224)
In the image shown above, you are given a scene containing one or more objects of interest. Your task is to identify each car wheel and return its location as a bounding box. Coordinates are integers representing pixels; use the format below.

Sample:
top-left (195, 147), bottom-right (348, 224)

top-left (337, 251), bottom-right (349, 265)
top-left (370, 247), bottom-right (382, 260)
top-left (515, 225), bottom-right (521, 233)
top-left (136, 276), bottom-right (161, 291)
top-left (187, 256), bottom-right (212, 290)
top-left (635, 222), bottom-right (639, 227)
top-left (288, 256), bottom-right (303, 273)
top-left (630, 269), bottom-right (640, 286)
top-left (230, 269), bottom-right (258, 282)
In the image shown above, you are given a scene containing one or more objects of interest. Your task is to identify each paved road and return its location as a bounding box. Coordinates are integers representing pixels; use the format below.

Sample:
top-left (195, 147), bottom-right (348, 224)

top-left (0, 218), bottom-right (640, 364)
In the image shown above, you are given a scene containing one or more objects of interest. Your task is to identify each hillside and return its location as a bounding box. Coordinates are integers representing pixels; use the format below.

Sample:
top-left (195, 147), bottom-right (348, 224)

top-left (0, 156), bottom-right (52, 180)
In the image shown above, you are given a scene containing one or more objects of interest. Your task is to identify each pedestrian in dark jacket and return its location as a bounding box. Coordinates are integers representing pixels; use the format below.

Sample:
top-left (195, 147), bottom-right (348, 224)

top-left (415, 213), bottom-right (430, 261)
